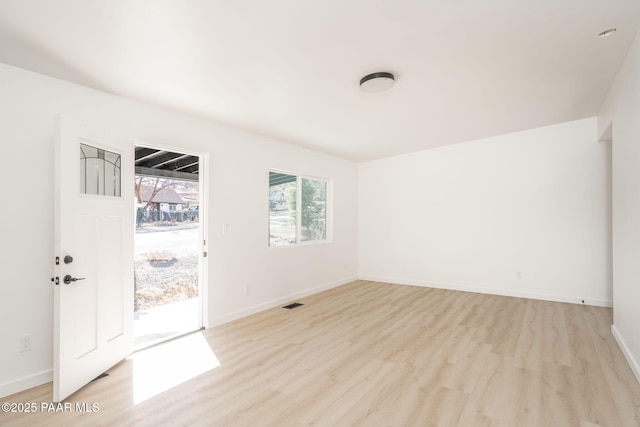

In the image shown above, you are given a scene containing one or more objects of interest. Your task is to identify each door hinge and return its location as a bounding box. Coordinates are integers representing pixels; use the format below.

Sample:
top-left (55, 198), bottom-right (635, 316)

top-left (203, 251), bottom-right (208, 258)
top-left (51, 277), bottom-right (59, 285)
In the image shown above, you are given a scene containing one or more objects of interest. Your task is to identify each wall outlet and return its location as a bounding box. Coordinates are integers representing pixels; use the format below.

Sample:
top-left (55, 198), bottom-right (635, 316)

top-left (20, 334), bottom-right (32, 353)
top-left (516, 271), bottom-right (522, 279)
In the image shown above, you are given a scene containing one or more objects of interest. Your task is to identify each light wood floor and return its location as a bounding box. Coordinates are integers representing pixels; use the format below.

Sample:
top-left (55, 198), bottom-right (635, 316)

top-left (2, 280), bottom-right (640, 426)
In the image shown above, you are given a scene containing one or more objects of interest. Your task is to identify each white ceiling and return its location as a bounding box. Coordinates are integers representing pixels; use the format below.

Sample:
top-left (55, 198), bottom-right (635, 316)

top-left (1, 1), bottom-right (638, 161)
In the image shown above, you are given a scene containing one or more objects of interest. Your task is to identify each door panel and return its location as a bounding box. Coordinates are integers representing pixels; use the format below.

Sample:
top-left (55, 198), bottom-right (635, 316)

top-left (53, 116), bottom-right (134, 402)
top-left (99, 216), bottom-right (126, 340)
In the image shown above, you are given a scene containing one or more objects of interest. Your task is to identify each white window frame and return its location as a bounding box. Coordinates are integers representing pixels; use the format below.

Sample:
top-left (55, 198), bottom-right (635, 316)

top-left (268, 169), bottom-right (333, 247)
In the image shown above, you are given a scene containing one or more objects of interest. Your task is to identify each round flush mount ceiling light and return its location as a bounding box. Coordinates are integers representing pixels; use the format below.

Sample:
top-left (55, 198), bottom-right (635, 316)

top-left (360, 72), bottom-right (395, 92)
top-left (598, 28), bottom-right (617, 38)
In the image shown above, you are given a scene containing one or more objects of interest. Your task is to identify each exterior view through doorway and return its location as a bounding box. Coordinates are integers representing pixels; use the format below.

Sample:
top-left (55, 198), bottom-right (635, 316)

top-left (133, 145), bottom-right (205, 350)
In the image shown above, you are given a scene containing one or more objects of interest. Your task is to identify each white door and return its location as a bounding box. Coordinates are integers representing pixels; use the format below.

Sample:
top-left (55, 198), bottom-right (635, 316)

top-left (53, 116), bottom-right (134, 402)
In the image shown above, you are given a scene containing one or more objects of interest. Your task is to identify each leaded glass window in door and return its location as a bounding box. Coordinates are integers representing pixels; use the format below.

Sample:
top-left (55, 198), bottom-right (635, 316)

top-left (80, 143), bottom-right (121, 197)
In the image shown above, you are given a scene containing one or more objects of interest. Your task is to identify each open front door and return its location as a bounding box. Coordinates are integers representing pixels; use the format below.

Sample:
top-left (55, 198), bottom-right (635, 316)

top-left (53, 116), bottom-right (134, 402)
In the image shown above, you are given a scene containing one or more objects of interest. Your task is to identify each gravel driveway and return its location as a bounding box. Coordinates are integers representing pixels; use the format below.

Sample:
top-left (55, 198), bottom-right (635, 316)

top-left (134, 222), bottom-right (200, 311)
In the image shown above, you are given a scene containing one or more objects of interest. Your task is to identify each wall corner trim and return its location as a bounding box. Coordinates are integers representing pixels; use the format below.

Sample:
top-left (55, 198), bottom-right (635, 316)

top-left (611, 325), bottom-right (640, 385)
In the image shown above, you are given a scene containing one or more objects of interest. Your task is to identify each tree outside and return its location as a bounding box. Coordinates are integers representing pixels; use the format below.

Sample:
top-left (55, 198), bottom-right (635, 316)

top-left (269, 173), bottom-right (327, 246)
top-left (288, 178), bottom-right (326, 241)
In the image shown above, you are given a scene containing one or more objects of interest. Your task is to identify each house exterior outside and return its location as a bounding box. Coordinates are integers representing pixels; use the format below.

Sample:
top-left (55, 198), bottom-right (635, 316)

top-left (137, 186), bottom-right (186, 221)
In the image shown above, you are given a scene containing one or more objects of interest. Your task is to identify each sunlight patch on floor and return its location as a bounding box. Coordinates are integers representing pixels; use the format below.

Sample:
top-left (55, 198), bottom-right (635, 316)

top-left (128, 332), bottom-right (219, 404)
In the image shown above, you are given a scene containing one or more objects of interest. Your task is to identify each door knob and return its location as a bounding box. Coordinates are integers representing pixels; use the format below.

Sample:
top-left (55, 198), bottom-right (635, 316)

top-left (63, 275), bottom-right (86, 285)
top-left (63, 255), bottom-right (73, 264)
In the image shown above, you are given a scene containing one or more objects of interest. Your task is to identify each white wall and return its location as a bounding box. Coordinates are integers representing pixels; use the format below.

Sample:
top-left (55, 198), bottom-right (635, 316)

top-left (359, 117), bottom-right (611, 306)
top-left (599, 30), bottom-right (640, 383)
top-left (0, 63), bottom-right (358, 397)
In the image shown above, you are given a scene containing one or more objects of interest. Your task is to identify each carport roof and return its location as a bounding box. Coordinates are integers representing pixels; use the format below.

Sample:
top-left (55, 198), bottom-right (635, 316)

top-left (135, 147), bottom-right (199, 182)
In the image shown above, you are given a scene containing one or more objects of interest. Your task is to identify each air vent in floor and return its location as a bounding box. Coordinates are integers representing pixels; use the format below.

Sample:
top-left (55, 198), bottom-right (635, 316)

top-left (283, 303), bottom-right (304, 309)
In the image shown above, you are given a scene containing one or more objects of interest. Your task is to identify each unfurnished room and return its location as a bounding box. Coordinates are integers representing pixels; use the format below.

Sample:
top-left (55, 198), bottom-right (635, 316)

top-left (1, 1), bottom-right (640, 426)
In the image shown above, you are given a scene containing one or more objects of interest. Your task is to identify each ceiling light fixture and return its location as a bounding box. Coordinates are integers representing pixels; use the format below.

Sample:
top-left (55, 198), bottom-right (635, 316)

top-left (598, 28), bottom-right (617, 38)
top-left (360, 72), bottom-right (395, 92)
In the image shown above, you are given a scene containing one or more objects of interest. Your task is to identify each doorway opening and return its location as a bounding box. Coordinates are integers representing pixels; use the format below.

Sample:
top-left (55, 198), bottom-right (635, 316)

top-left (133, 145), bottom-right (205, 350)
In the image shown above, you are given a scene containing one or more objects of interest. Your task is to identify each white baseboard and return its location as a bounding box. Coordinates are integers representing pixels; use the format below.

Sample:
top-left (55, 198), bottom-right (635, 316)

top-left (4, 275), bottom-right (613, 399)
top-left (0, 276), bottom-right (358, 398)
top-left (209, 276), bottom-right (358, 327)
top-left (0, 370), bottom-right (52, 399)
top-left (611, 325), bottom-right (640, 385)
top-left (357, 275), bottom-right (613, 307)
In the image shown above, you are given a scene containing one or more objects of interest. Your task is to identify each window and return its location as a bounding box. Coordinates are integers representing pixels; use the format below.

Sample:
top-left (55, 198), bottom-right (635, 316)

top-left (269, 171), bottom-right (329, 247)
top-left (80, 143), bottom-right (121, 197)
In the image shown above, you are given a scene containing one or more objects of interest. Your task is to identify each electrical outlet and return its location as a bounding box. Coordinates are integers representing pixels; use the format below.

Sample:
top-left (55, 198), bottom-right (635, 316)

top-left (516, 271), bottom-right (522, 279)
top-left (20, 334), bottom-right (32, 353)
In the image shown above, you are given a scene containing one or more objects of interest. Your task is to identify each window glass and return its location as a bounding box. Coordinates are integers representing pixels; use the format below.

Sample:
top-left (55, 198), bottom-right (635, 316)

top-left (269, 172), bottom-right (297, 246)
top-left (269, 171), bottom-right (329, 246)
top-left (80, 142), bottom-right (121, 197)
top-left (300, 178), bottom-right (326, 242)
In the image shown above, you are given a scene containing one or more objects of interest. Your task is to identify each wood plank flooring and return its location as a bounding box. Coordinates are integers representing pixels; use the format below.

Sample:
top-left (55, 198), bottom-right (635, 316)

top-left (2, 280), bottom-right (640, 426)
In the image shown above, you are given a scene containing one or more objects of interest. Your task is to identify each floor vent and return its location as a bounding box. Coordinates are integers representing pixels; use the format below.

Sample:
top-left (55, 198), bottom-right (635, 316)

top-left (91, 373), bottom-right (109, 382)
top-left (283, 302), bottom-right (304, 309)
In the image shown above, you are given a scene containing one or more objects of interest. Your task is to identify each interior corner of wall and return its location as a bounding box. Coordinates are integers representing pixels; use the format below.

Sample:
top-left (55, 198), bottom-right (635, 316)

top-left (598, 120), bottom-right (613, 143)
top-left (611, 324), bottom-right (640, 385)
